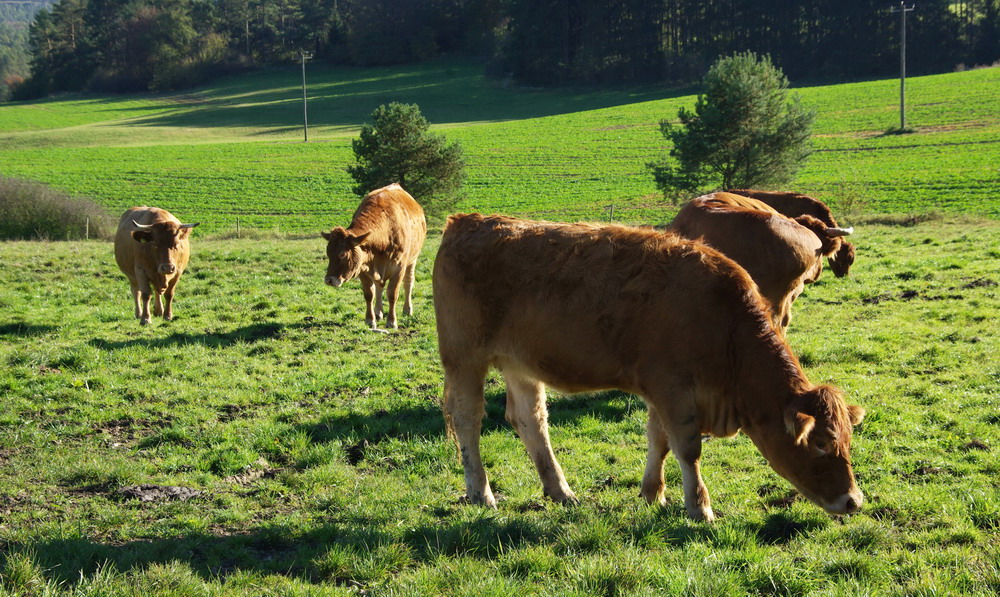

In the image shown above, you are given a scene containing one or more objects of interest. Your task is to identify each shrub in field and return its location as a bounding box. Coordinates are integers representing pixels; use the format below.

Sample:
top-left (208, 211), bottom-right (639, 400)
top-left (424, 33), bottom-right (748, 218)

top-left (649, 52), bottom-right (815, 201)
top-left (348, 102), bottom-right (465, 220)
top-left (0, 177), bottom-right (113, 240)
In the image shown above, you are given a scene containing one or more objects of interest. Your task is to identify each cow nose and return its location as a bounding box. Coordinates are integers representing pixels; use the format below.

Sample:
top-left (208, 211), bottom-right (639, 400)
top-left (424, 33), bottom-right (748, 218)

top-left (325, 276), bottom-right (343, 287)
top-left (844, 496), bottom-right (859, 514)
top-left (159, 264), bottom-right (176, 274)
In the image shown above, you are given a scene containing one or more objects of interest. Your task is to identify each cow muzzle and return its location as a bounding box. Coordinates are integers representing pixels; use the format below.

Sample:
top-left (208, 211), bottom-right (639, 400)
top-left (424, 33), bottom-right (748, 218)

top-left (158, 263), bottom-right (177, 275)
top-left (325, 276), bottom-right (344, 288)
top-left (824, 489), bottom-right (863, 515)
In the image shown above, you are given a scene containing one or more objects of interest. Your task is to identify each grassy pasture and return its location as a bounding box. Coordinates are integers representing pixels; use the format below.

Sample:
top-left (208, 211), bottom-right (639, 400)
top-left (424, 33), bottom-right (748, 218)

top-left (1, 219), bottom-right (999, 595)
top-left (0, 63), bottom-right (997, 233)
top-left (0, 61), bottom-right (999, 594)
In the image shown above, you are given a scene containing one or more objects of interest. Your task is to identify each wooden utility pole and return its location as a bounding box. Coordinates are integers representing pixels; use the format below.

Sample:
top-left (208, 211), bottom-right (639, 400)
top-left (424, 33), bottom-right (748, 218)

top-left (301, 51), bottom-right (313, 142)
top-left (891, 2), bottom-right (915, 130)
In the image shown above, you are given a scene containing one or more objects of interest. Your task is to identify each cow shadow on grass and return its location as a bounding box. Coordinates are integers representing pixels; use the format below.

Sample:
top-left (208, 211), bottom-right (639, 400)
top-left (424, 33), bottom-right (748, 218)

top-left (295, 388), bottom-right (643, 460)
top-left (87, 322), bottom-right (290, 351)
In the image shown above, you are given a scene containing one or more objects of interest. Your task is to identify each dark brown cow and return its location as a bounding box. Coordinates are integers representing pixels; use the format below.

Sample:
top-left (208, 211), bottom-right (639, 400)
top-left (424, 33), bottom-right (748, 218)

top-left (114, 207), bottom-right (199, 325)
top-left (434, 214), bottom-right (865, 521)
top-left (729, 189), bottom-right (856, 277)
top-left (670, 192), bottom-right (853, 330)
top-left (322, 183), bottom-right (427, 329)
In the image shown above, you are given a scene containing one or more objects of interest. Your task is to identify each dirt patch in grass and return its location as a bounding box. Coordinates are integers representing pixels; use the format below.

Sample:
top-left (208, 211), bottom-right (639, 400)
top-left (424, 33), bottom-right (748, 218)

top-left (117, 485), bottom-right (203, 502)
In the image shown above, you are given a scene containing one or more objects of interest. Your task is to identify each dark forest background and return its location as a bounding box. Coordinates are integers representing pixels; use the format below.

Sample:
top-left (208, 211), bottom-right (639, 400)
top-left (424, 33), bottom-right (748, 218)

top-left (7, 0), bottom-right (1000, 99)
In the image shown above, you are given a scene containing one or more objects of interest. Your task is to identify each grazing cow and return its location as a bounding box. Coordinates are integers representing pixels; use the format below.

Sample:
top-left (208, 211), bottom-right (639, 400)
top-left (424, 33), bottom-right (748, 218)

top-left (670, 192), bottom-right (853, 330)
top-left (729, 189), bottom-right (857, 277)
top-left (114, 207), bottom-right (199, 325)
top-left (434, 214), bottom-right (865, 521)
top-left (322, 183), bottom-right (427, 329)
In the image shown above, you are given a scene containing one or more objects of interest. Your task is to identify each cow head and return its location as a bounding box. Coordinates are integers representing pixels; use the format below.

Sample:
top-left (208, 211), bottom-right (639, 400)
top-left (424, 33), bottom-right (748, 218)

top-left (751, 385), bottom-right (866, 515)
top-left (828, 241), bottom-right (856, 278)
top-left (132, 220), bottom-right (198, 275)
top-left (321, 227), bottom-right (370, 287)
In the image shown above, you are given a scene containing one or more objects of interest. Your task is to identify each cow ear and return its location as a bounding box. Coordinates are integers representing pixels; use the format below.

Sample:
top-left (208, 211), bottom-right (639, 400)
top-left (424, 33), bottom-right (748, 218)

top-left (847, 404), bottom-right (866, 426)
top-left (132, 230), bottom-right (152, 243)
top-left (348, 232), bottom-right (370, 248)
top-left (784, 409), bottom-right (815, 446)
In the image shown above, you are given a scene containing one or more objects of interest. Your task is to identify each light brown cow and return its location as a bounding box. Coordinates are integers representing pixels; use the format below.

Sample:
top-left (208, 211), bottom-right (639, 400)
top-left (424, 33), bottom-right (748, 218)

top-left (670, 192), bottom-right (853, 330)
top-left (729, 189), bottom-right (857, 277)
top-left (434, 214), bottom-right (865, 521)
top-left (114, 207), bottom-right (199, 325)
top-left (322, 183), bottom-right (427, 329)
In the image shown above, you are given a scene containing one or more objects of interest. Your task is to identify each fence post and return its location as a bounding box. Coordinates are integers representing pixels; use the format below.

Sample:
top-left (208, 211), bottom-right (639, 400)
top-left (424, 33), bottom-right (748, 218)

top-left (608, 205), bottom-right (615, 222)
top-left (85, 218), bottom-right (89, 240)
top-left (236, 217), bottom-right (241, 239)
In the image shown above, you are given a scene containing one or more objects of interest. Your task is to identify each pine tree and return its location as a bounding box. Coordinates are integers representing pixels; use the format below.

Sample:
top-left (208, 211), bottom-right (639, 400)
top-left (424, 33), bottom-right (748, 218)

top-left (348, 102), bottom-right (465, 219)
top-left (649, 52), bottom-right (815, 200)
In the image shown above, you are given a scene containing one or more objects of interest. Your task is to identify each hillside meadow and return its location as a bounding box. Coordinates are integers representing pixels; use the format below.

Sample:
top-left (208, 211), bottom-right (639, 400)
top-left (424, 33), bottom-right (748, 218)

top-left (1, 62), bottom-right (999, 594)
top-left (0, 62), bottom-right (997, 232)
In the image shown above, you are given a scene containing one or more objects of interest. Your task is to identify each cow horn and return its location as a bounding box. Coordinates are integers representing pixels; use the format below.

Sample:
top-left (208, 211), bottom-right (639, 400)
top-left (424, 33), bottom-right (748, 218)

top-left (132, 220), bottom-right (154, 229)
top-left (179, 223), bottom-right (200, 229)
top-left (825, 226), bottom-right (854, 237)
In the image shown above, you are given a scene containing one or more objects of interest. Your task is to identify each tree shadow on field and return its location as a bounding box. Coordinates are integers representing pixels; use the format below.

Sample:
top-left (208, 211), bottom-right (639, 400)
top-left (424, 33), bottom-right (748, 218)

top-left (0, 322), bottom-right (57, 339)
top-left (87, 322), bottom-right (290, 351)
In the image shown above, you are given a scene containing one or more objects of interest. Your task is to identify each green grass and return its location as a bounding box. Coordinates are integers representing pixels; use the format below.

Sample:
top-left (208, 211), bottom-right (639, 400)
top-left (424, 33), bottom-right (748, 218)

top-left (0, 60), bottom-right (998, 595)
top-left (0, 62), bottom-right (997, 233)
top-left (1, 219), bottom-right (999, 595)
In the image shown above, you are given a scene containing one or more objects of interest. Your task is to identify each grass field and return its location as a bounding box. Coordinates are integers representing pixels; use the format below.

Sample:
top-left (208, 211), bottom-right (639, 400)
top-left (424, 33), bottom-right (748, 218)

top-left (1, 219), bottom-right (999, 595)
top-left (0, 62), bottom-right (997, 233)
top-left (1, 61), bottom-right (999, 595)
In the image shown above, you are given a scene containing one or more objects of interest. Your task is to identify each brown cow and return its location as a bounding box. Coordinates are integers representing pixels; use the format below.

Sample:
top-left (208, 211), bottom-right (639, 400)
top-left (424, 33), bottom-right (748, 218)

top-left (434, 214), bottom-right (864, 521)
top-left (729, 189), bottom-right (857, 277)
top-left (670, 192), bottom-right (853, 330)
top-left (114, 207), bottom-right (199, 325)
top-left (322, 183), bottom-right (427, 329)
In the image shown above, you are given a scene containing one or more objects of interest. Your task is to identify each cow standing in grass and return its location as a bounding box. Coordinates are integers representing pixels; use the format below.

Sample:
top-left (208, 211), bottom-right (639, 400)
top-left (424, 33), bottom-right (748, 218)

top-left (322, 183), bottom-right (427, 330)
top-left (114, 207), bottom-right (199, 325)
top-left (729, 189), bottom-right (857, 277)
top-left (671, 192), bottom-right (854, 330)
top-left (434, 214), bottom-right (865, 521)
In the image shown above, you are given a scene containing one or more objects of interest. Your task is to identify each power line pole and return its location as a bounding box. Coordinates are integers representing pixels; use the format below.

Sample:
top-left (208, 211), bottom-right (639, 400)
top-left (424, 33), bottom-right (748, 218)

top-left (301, 51), bottom-right (313, 142)
top-left (890, 2), bottom-right (915, 130)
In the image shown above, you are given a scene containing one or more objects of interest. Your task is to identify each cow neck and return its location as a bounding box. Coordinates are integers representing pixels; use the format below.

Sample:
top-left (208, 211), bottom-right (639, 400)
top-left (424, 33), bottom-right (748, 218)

top-left (729, 319), bottom-right (812, 436)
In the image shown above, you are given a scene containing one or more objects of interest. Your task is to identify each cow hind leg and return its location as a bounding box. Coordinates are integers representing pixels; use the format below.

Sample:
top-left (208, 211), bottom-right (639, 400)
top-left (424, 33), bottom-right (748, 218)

top-left (402, 262), bottom-right (416, 316)
top-left (152, 290), bottom-right (164, 317)
top-left (503, 371), bottom-right (577, 504)
top-left (443, 366), bottom-right (495, 507)
top-left (384, 273), bottom-right (403, 329)
top-left (640, 404), bottom-right (671, 506)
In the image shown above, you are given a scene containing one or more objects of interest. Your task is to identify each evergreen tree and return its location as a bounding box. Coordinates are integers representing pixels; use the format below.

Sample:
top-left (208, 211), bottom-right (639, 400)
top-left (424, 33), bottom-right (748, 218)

top-left (348, 102), bottom-right (465, 219)
top-left (649, 52), bottom-right (815, 200)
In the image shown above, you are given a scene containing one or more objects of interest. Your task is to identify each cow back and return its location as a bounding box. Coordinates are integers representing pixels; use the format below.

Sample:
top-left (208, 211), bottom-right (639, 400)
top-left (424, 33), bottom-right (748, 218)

top-left (349, 183), bottom-right (427, 265)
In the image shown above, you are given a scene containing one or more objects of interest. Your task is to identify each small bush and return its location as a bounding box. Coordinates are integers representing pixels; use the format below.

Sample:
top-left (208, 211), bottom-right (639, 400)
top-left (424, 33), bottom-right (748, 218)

top-left (0, 177), bottom-right (114, 240)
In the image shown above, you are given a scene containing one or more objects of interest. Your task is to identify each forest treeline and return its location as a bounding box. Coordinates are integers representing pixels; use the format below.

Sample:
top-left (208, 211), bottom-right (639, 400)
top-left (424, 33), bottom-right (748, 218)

top-left (12, 0), bottom-right (1000, 99)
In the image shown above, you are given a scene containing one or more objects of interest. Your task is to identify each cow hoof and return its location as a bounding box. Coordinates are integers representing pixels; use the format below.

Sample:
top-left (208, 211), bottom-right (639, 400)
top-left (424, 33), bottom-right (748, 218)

top-left (460, 492), bottom-right (498, 508)
top-left (164, 314), bottom-right (173, 321)
top-left (688, 507), bottom-right (716, 523)
top-left (140, 318), bottom-right (151, 326)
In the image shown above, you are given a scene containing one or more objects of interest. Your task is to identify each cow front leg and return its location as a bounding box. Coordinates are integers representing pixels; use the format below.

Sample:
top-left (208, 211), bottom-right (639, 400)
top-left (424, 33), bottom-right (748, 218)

top-left (360, 279), bottom-right (378, 329)
top-left (669, 426), bottom-right (714, 522)
top-left (443, 368), bottom-right (495, 507)
top-left (503, 372), bottom-right (577, 504)
top-left (402, 262), bottom-right (417, 316)
top-left (384, 272), bottom-right (403, 329)
top-left (640, 405), bottom-right (671, 506)
top-left (136, 271), bottom-right (153, 325)
top-left (129, 278), bottom-right (142, 319)
top-left (163, 278), bottom-right (178, 321)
